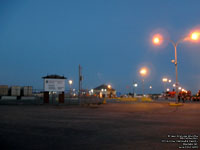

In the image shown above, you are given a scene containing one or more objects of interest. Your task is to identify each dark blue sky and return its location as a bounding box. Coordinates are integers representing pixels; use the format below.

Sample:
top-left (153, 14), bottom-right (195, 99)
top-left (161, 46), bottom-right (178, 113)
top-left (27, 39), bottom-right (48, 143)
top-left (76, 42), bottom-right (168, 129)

top-left (0, 0), bottom-right (200, 94)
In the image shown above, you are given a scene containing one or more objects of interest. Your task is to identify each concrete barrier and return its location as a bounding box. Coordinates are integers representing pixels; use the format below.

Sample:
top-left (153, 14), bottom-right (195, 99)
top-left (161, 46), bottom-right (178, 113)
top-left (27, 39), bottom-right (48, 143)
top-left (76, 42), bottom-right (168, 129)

top-left (1, 96), bottom-right (17, 100)
top-left (21, 97), bottom-right (36, 100)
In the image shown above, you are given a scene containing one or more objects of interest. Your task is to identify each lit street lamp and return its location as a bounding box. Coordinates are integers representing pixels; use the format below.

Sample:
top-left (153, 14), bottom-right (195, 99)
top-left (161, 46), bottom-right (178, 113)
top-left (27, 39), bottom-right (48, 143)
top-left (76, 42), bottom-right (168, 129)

top-left (162, 77), bottom-right (168, 92)
top-left (139, 67), bottom-right (148, 96)
top-left (162, 78), bottom-right (168, 82)
top-left (149, 85), bottom-right (152, 94)
top-left (68, 80), bottom-right (73, 95)
top-left (133, 82), bottom-right (138, 96)
top-left (152, 30), bottom-right (200, 103)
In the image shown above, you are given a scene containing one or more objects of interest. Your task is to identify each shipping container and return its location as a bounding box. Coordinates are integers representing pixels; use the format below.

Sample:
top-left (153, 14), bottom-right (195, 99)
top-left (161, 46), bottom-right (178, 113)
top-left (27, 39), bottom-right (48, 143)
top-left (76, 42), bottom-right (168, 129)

top-left (21, 86), bottom-right (32, 96)
top-left (0, 85), bottom-right (8, 96)
top-left (10, 86), bottom-right (21, 96)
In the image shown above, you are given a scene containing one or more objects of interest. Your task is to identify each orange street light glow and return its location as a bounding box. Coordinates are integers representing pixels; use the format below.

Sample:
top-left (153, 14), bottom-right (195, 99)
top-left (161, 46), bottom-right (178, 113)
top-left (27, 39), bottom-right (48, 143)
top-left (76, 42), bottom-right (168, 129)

top-left (108, 84), bottom-right (111, 89)
top-left (154, 37), bottom-right (159, 44)
top-left (152, 34), bottom-right (163, 45)
top-left (191, 32), bottom-right (200, 41)
top-left (140, 68), bottom-right (147, 76)
top-left (162, 78), bottom-right (168, 82)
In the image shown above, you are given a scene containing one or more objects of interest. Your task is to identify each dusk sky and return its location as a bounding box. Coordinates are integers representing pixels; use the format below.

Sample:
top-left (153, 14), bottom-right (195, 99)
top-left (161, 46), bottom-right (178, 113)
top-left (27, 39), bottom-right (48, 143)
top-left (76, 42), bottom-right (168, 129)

top-left (0, 0), bottom-right (200, 94)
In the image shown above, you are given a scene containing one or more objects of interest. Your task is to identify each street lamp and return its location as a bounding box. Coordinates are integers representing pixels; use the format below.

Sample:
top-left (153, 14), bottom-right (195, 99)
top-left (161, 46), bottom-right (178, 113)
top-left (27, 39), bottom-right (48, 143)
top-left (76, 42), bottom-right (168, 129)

top-left (68, 80), bottom-right (73, 95)
top-left (162, 77), bottom-right (168, 92)
top-left (133, 83), bottom-right (138, 96)
top-left (139, 67), bottom-right (148, 96)
top-left (162, 78), bottom-right (168, 82)
top-left (191, 32), bottom-right (200, 41)
top-left (152, 30), bottom-right (200, 103)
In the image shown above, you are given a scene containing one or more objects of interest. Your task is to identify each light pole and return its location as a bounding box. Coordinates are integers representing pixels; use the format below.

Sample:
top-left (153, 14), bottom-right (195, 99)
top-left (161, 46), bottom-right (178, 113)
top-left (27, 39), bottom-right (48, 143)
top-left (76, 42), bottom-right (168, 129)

top-left (107, 84), bottom-right (112, 98)
top-left (68, 80), bottom-right (73, 96)
top-left (149, 85), bottom-right (152, 94)
top-left (162, 77), bottom-right (168, 93)
top-left (133, 83), bottom-right (138, 96)
top-left (152, 31), bottom-right (200, 103)
top-left (139, 67), bottom-right (147, 96)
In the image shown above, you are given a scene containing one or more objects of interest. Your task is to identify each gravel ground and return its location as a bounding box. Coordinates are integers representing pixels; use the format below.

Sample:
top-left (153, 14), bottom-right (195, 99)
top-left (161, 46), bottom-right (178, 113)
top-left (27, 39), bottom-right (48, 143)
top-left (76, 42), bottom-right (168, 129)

top-left (0, 102), bottom-right (199, 150)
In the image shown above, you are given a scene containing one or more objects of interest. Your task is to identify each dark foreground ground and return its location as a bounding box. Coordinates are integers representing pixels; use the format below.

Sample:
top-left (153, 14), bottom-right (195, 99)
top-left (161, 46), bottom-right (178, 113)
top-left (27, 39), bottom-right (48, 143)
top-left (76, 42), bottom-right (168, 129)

top-left (0, 102), bottom-right (199, 150)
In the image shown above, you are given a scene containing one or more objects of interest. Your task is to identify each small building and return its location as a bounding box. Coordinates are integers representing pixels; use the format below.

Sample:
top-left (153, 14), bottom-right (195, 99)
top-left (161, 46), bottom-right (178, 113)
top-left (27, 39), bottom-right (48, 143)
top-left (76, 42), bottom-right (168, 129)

top-left (93, 84), bottom-right (116, 98)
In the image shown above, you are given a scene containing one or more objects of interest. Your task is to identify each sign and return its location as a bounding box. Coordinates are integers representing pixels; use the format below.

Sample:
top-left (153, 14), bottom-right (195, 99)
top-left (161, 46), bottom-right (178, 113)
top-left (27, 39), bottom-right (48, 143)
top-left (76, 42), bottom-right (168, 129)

top-left (44, 79), bottom-right (65, 92)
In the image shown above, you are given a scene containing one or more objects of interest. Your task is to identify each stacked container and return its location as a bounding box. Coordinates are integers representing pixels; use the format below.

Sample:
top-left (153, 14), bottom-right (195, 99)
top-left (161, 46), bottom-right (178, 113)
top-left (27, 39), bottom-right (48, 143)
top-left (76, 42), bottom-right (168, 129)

top-left (0, 85), bottom-right (8, 96)
top-left (22, 86), bottom-right (32, 96)
top-left (10, 86), bottom-right (21, 96)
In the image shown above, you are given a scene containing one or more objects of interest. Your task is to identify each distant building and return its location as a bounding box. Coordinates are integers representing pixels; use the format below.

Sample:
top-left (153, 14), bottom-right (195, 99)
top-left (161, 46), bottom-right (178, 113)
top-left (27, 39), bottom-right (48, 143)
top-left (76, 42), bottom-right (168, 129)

top-left (93, 84), bottom-right (116, 98)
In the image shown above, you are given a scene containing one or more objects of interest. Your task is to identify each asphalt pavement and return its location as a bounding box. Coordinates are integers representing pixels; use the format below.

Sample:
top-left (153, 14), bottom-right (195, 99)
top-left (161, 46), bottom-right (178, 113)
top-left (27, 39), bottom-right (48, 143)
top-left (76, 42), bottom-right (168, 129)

top-left (0, 102), bottom-right (199, 150)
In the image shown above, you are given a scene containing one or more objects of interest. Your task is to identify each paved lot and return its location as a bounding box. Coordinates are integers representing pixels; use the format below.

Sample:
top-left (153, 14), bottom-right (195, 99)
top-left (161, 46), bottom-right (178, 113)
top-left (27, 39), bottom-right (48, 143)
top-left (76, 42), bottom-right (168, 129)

top-left (0, 102), bottom-right (200, 150)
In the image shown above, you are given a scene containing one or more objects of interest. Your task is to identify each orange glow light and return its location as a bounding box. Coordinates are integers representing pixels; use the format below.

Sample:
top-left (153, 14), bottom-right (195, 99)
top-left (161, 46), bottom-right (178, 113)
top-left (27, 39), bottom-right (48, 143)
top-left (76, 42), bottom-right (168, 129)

top-left (152, 34), bottom-right (163, 45)
top-left (162, 78), bottom-right (168, 82)
top-left (191, 32), bottom-right (200, 41)
top-left (140, 68), bottom-right (147, 76)
top-left (154, 37), bottom-right (160, 44)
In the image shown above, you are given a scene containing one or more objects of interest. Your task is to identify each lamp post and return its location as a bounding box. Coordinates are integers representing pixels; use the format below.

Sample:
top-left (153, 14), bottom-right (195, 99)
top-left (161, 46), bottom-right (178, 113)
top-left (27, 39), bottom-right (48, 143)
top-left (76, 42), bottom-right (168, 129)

top-left (152, 31), bottom-right (200, 103)
top-left (149, 85), bottom-right (152, 94)
top-left (133, 83), bottom-right (138, 96)
top-left (139, 67), bottom-right (147, 96)
top-left (68, 80), bottom-right (73, 95)
top-left (162, 77), bottom-right (168, 92)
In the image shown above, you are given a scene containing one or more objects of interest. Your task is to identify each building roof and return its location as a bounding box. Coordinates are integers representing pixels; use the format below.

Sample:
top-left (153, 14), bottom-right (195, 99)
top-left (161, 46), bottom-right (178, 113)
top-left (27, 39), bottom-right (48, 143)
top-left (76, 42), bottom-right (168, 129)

top-left (94, 84), bottom-right (115, 91)
top-left (42, 74), bottom-right (67, 79)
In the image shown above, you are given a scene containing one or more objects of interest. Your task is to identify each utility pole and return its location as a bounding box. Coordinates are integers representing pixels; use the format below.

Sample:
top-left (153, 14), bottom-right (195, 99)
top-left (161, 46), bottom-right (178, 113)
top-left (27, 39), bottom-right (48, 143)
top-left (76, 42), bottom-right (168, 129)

top-left (78, 64), bottom-right (82, 97)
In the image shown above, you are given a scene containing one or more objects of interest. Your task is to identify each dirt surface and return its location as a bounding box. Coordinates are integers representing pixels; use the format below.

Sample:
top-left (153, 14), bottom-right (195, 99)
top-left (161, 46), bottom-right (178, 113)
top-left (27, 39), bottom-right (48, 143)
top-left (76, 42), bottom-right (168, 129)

top-left (0, 102), bottom-right (200, 150)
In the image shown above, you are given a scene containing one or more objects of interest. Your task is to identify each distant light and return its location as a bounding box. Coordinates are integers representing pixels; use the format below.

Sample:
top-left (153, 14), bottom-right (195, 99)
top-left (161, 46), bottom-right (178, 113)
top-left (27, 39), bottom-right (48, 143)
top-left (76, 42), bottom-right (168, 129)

top-left (149, 86), bottom-right (152, 89)
top-left (182, 89), bottom-right (187, 92)
top-left (162, 78), bottom-right (168, 82)
top-left (178, 87), bottom-right (182, 90)
top-left (108, 85), bottom-right (111, 89)
top-left (166, 88), bottom-right (170, 92)
top-left (91, 89), bottom-right (94, 93)
top-left (152, 34), bottom-right (163, 45)
top-left (191, 32), bottom-right (200, 41)
top-left (154, 37), bottom-right (159, 44)
top-left (168, 80), bottom-right (172, 83)
top-left (68, 80), bottom-right (73, 85)
top-left (104, 89), bottom-right (107, 92)
top-left (171, 60), bottom-right (175, 63)
top-left (134, 83), bottom-right (138, 87)
top-left (173, 84), bottom-right (176, 87)
top-left (101, 89), bottom-right (104, 92)
top-left (140, 68), bottom-right (147, 76)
